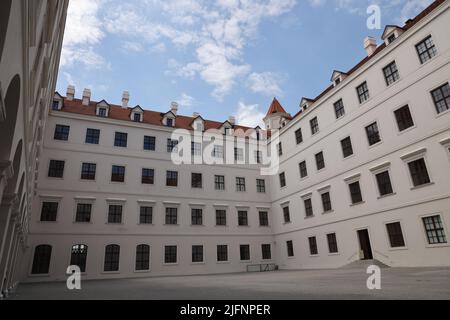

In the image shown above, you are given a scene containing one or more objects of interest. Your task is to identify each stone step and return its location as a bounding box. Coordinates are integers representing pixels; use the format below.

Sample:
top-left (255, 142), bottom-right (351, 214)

top-left (343, 259), bottom-right (390, 269)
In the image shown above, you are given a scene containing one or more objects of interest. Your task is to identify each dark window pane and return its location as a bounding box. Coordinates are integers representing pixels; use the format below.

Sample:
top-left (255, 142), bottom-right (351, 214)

top-left (376, 171), bottom-right (393, 196)
top-left (383, 61), bottom-right (400, 86)
top-left (70, 244), bottom-right (88, 273)
top-left (54, 125), bottom-right (70, 141)
top-left (431, 83), bottom-right (450, 114)
top-left (141, 168), bottom-right (154, 184)
top-left (259, 211), bottom-right (269, 226)
top-left (75, 203), bottom-right (92, 222)
top-left (386, 222), bottom-right (405, 247)
top-left (299, 161), bottom-right (308, 178)
top-left (81, 163), bottom-right (96, 180)
top-left (111, 165), bottom-right (125, 182)
top-left (31, 245), bottom-right (52, 274)
top-left (143, 136), bottom-right (156, 151)
top-left (422, 215), bottom-right (447, 244)
top-left (341, 137), bottom-right (353, 158)
top-left (216, 210), bottom-right (226, 226)
top-left (408, 158), bottom-right (430, 187)
top-left (164, 246), bottom-right (177, 263)
top-left (315, 152), bottom-right (325, 170)
top-left (416, 35), bottom-right (437, 64)
top-left (321, 192), bottom-right (332, 212)
top-left (108, 205), bottom-right (122, 223)
top-left (135, 244), bottom-right (150, 270)
top-left (310, 117), bottom-right (319, 135)
top-left (217, 245), bottom-right (228, 261)
top-left (192, 245), bottom-right (203, 263)
top-left (104, 244), bottom-right (120, 271)
top-left (304, 198), bottom-right (313, 217)
top-left (261, 244), bottom-right (271, 260)
top-left (256, 179), bottom-right (266, 193)
top-left (327, 233), bottom-right (338, 253)
top-left (283, 206), bottom-right (291, 223)
top-left (191, 208), bottom-right (203, 225)
top-left (40, 202), bottom-right (58, 222)
top-left (240, 244), bottom-right (250, 261)
top-left (238, 211), bottom-right (248, 226)
top-left (279, 172), bottom-right (286, 188)
top-left (167, 139), bottom-right (178, 152)
top-left (215, 175), bottom-right (225, 190)
top-left (365, 122), bottom-right (381, 146)
top-left (295, 128), bottom-right (303, 144)
top-left (191, 173), bottom-right (202, 188)
top-left (334, 99), bottom-right (345, 119)
top-left (349, 181), bottom-right (363, 204)
top-left (394, 105), bottom-right (414, 131)
top-left (165, 207), bottom-right (178, 225)
top-left (357, 81), bottom-right (370, 103)
top-left (85, 128), bottom-right (100, 144)
top-left (308, 236), bottom-right (318, 255)
top-left (236, 177), bottom-right (246, 192)
top-left (139, 206), bottom-right (153, 224)
top-left (287, 240), bottom-right (294, 257)
top-left (114, 132), bottom-right (128, 147)
top-left (48, 160), bottom-right (65, 178)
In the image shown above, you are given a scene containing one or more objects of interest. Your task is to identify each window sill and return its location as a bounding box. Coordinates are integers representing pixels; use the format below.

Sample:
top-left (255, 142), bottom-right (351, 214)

top-left (350, 201), bottom-right (365, 207)
top-left (101, 271), bottom-right (121, 274)
top-left (137, 223), bottom-right (154, 226)
top-left (435, 107), bottom-right (450, 119)
top-left (322, 210), bottom-right (334, 215)
top-left (190, 224), bottom-right (205, 227)
top-left (309, 254), bottom-right (319, 258)
top-left (163, 263), bottom-right (178, 266)
top-left (164, 224), bottom-right (180, 226)
top-left (283, 221), bottom-right (292, 225)
top-left (368, 141), bottom-right (383, 149)
top-left (38, 221), bottom-right (58, 224)
top-left (388, 246), bottom-right (408, 252)
top-left (240, 260), bottom-right (252, 264)
top-left (73, 221), bottom-right (93, 224)
top-left (397, 125), bottom-right (417, 136)
top-left (216, 261), bottom-right (230, 264)
top-left (328, 252), bottom-right (340, 256)
top-left (410, 182), bottom-right (434, 190)
top-left (237, 225), bottom-right (251, 228)
top-left (191, 262), bottom-right (206, 265)
top-left (377, 192), bottom-right (396, 200)
top-left (304, 215), bottom-right (315, 220)
top-left (133, 269), bottom-right (150, 273)
top-left (424, 243), bottom-right (450, 249)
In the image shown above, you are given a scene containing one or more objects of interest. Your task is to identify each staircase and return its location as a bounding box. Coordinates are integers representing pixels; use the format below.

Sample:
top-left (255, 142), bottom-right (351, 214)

top-left (343, 259), bottom-right (390, 269)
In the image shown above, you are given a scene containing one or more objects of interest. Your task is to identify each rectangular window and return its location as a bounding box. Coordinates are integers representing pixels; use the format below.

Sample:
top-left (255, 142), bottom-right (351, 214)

top-left (167, 139), bottom-right (178, 153)
top-left (315, 151), bottom-right (325, 170)
top-left (295, 128), bottom-right (303, 144)
top-left (341, 137), bottom-right (353, 158)
top-left (135, 245), bottom-right (150, 271)
top-left (166, 118), bottom-right (173, 127)
top-left (321, 192), bottom-right (332, 212)
top-left (299, 161), bottom-right (308, 178)
top-left (422, 215), bottom-right (447, 244)
top-left (365, 122), bottom-right (381, 146)
top-left (108, 205), bottom-right (122, 224)
top-left (236, 177), bottom-right (246, 192)
top-left (327, 233), bottom-right (338, 253)
top-left (283, 206), bottom-right (291, 223)
top-left (394, 105), bottom-right (414, 131)
top-left (286, 240), bottom-right (294, 257)
top-left (304, 198), bottom-right (313, 217)
top-left (383, 61), bottom-right (400, 86)
top-left (279, 172), bottom-right (286, 188)
top-left (191, 173), bottom-right (202, 188)
top-left (416, 35), bottom-right (437, 64)
top-left (256, 179), bottom-right (266, 193)
top-left (192, 245), bottom-right (204, 263)
top-left (141, 168), bottom-right (154, 184)
top-left (98, 108), bottom-right (107, 117)
top-left (81, 163), bottom-right (96, 180)
top-left (261, 244), bottom-right (271, 260)
top-left (217, 245), bottom-right (228, 262)
top-left (165, 207), bottom-right (178, 225)
top-left (308, 236), bottom-right (318, 255)
top-left (386, 222), bottom-right (405, 248)
top-left (234, 148), bottom-right (244, 161)
top-left (215, 175), bottom-right (225, 190)
top-left (259, 211), bottom-right (269, 226)
top-left (114, 132), bottom-right (128, 147)
top-left (357, 81), bottom-right (370, 103)
top-left (54, 125), bottom-right (70, 141)
top-left (408, 158), bottom-right (430, 187)
top-left (431, 83), bottom-right (450, 114)
top-left (191, 142), bottom-right (202, 156)
top-left (75, 203), bottom-right (92, 223)
top-left (143, 136), bottom-right (156, 151)
top-left (191, 208), bottom-right (203, 225)
top-left (166, 170), bottom-right (178, 187)
top-left (104, 245), bottom-right (120, 271)
top-left (139, 206), bottom-right (153, 224)
top-left (238, 211), bottom-right (248, 226)
top-left (111, 165), bottom-right (125, 182)
top-left (133, 113), bottom-right (141, 122)
top-left (277, 143), bottom-right (283, 156)
top-left (334, 99), bottom-right (345, 119)
top-left (216, 210), bottom-right (227, 226)
top-left (212, 145), bottom-right (224, 158)
top-left (52, 100), bottom-right (59, 110)
top-left (240, 244), bottom-right (250, 261)
top-left (48, 160), bottom-right (65, 178)
top-left (376, 171), bottom-right (393, 196)
top-left (310, 117), bottom-right (319, 135)
top-left (254, 150), bottom-right (262, 164)
top-left (349, 181), bottom-right (363, 204)
top-left (85, 128), bottom-right (100, 144)
top-left (164, 246), bottom-right (177, 264)
top-left (40, 202), bottom-right (58, 221)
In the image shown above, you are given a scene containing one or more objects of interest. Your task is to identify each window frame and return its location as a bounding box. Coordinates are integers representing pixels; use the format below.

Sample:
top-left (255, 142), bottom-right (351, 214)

top-left (384, 221), bottom-right (406, 249)
top-left (141, 168), bottom-right (155, 185)
top-left (382, 61), bottom-right (400, 86)
top-left (143, 135), bottom-right (156, 151)
top-left (114, 131), bottom-right (128, 148)
top-left (340, 136), bottom-right (354, 158)
top-left (81, 162), bottom-right (96, 181)
top-left (53, 124), bottom-right (70, 141)
top-left (111, 165), bottom-right (126, 183)
top-left (333, 99), bottom-right (345, 119)
top-left (420, 214), bottom-right (448, 247)
top-left (310, 117), bottom-right (319, 135)
top-left (135, 244), bottom-right (150, 271)
top-left (430, 82), bottom-right (450, 115)
top-left (393, 105), bottom-right (415, 132)
top-left (356, 81), bottom-right (370, 104)
top-left (415, 35), bottom-right (437, 65)
top-left (365, 121), bottom-right (382, 147)
top-left (85, 128), bottom-right (100, 144)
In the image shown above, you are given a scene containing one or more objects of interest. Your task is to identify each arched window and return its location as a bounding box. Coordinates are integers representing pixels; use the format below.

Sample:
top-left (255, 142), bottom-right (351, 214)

top-left (135, 244), bottom-right (150, 271)
top-left (70, 244), bottom-right (88, 273)
top-left (104, 244), bottom-right (120, 272)
top-left (31, 245), bottom-right (52, 274)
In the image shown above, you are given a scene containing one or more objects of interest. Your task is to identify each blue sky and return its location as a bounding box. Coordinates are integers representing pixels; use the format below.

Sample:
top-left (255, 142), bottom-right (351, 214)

top-left (57, 0), bottom-right (433, 127)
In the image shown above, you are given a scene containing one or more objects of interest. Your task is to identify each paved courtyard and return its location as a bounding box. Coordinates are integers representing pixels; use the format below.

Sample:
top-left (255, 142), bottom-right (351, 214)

top-left (9, 267), bottom-right (450, 300)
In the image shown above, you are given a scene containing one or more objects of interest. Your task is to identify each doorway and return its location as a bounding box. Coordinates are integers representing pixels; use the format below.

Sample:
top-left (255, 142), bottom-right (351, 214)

top-left (357, 229), bottom-right (373, 260)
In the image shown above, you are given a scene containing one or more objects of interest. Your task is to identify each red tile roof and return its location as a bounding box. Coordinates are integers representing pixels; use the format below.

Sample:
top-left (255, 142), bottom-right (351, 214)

top-left (265, 97), bottom-right (290, 118)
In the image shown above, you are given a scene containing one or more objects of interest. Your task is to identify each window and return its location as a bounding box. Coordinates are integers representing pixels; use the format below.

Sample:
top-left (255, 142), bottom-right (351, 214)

top-left (216, 210), bottom-right (227, 226)
top-left (376, 171), bottom-right (393, 196)
top-left (236, 177), bottom-right (246, 192)
top-left (40, 202), bottom-right (58, 222)
top-left (192, 245), bottom-right (204, 263)
top-left (259, 211), bottom-right (269, 226)
top-left (394, 105), bottom-right (414, 131)
top-left (334, 99), bottom-right (345, 119)
top-left (54, 125), bottom-right (70, 141)
top-left (304, 198), bottom-right (314, 217)
top-left (114, 132), bottom-right (128, 147)
top-left (383, 61), bottom-right (400, 86)
top-left (143, 136), bottom-right (155, 151)
top-left (357, 81), bottom-right (370, 103)
top-left (141, 168), bottom-right (154, 184)
top-left (315, 151), bottom-right (325, 170)
top-left (408, 158), bottom-right (430, 187)
top-left (108, 205), bottom-right (122, 224)
top-left (254, 150), bottom-right (263, 164)
top-left (104, 244), bottom-right (120, 272)
top-left (321, 192), bottom-right (332, 213)
top-left (97, 107), bottom-right (107, 117)
top-left (215, 175), bottom-right (225, 190)
top-left (85, 128), bottom-right (100, 144)
top-left (52, 100), bottom-right (60, 110)
top-left (212, 145), bottom-right (224, 158)
top-left (135, 244), bottom-right (150, 271)
top-left (81, 163), bottom-right (96, 180)
top-left (299, 161), bottom-right (308, 178)
top-left (133, 113), bottom-right (141, 122)
top-left (139, 206), bottom-right (153, 224)
top-left (261, 244), bottom-right (271, 260)
top-left (256, 179), bottom-right (266, 193)
top-left (166, 118), bottom-right (173, 127)
top-left (431, 83), bottom-right (450, 114)
top-left (167, 139), bottom-right (178, 152)
top-left (341, 137), bottom-right (353, 158)
top-left (365, 122), bottom-right (381, 146)
top-left (48, 160), bottom-right (65, 178)
top-left (387, 34), bottom-right (396, 44)
top-left (166, 170), bottom-right (178, 187)
top-left (327, 233), bottom-right (338, 253)
top-left (308, 236), bottom-right (318, 255)
top-left (277, 143), bottom-right (283, 156)
top-left (191, 142), bottom-right (202, 156)
top-left (191, 208), bottom-right (203, 225)
top-left (286, 240), bottom-right (294, 257)
top-left (191, 173), bottom-right (202, 188)
top-left (310, 117), bottom-right (319, 135)
top-left (165, 207), bottom-right (178, 225)
top-left (75, 203), bottom-right (92, 222)
top-left (217, 245), bottom-right (228, 262)
top-left (240, 245), bottom-right (250, 261)
top-left (416, 35), bottom-right (437, 64)
top-left (279, 172), bottom-right (286, 188)
top-left (349, 181), bottom-right (363, 204)
top-left (295, 128), bottom-right (303, 144)
top-left (70, 244), bottom-right (88, 273)
top-left (234, 148), bottom-right (244, 161)
top-left (422, 215), bottom-right (447, 244)
top-left (111, 165), bottom-right (125, 182)
top-left (238, 211), bottom-right (248, 226)
top-left (164, 246), bottom-right (177, 263)
top-left (283, 206), bottom-right (291, 223)
top-left (31, 245), bottom-right (52, 274)
top-left (386, 222), bottom-right (405, 248)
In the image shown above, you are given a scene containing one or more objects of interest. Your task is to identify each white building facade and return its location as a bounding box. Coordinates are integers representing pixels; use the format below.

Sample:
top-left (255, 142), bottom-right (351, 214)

top-left (24, 0), bottom-right (450, 282)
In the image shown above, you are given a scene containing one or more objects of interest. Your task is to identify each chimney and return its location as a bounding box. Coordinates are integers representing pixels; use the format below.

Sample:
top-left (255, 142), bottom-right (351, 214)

top-left (66, 85), bottom-right (75, 101)
top-left (170, 102), bottom-right (178, 115)
top-left (364, 36), bottom-right (377, 56)
top-left (192, 112), bottom-right (200, 118)
top-left (82, 88), bottom-right (91, 106)
top-left (122, 91), bottom-right (129, 109)
top-left (228, 116), bottom-right (236, 126)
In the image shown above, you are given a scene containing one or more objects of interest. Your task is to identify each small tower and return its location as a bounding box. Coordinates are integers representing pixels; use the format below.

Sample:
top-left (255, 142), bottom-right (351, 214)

top-left (263, 98), bottom-right (292, 131)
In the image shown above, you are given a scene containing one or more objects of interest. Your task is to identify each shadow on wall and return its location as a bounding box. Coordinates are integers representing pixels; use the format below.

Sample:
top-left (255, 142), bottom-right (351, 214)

top-left (0, 0), bottom-right (12, 63)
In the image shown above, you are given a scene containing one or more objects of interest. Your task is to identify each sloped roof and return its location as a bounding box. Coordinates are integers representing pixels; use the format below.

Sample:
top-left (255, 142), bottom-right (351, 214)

top-left (265, 98), bottom-right (289, 117)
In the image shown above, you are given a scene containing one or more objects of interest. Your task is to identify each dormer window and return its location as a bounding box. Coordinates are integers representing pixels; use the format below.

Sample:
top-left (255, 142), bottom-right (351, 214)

top-left (224, 127), bottom-right (231, 136)
top-left (52, 92), bottom-right (63, 110)
top-left (52, 100), bottom-right (60, 110)
top-left (196, 123), bottom-right (203, 131)
top-left (95, 100), bottom-right (110, 117)
top-left (98, 108), bottom-right (107, 117)
top-left (382, 25), bottom-right (404, 46)
top-left (130, 106), bottom-right (144, 123)
top-left (166, 118), bottom-right (173, 127)
top-left (133, 113), bottom-right (141, 122)
top-left (334, 77), bottom-right (341, 85)
top-left (388, 34), bottom-right (396, 44)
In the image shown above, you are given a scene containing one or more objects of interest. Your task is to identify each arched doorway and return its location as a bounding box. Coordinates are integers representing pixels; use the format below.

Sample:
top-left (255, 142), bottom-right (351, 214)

top-left (0, 0), bottom-right (12, 62)
top-left (0, 74), bottom-right (21, 161)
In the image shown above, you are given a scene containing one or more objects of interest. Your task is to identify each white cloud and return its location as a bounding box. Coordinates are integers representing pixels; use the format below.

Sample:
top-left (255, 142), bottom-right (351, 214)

top-left (234, 102), bottom-right (265, 128)
top-left (63, 72), bottom-right (76, 86)
top-left (176, 93), bottom-right (195, 109)
top-left (247, 72), bottom-right (284, 97)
